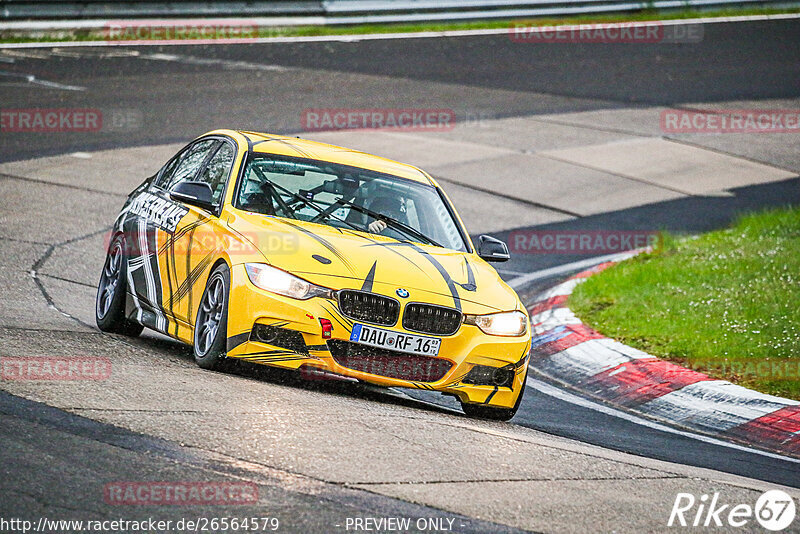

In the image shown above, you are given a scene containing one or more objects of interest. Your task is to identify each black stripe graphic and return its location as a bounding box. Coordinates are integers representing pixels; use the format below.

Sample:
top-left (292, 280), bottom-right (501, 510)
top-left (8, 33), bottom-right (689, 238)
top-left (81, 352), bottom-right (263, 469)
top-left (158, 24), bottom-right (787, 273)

top-left (351, 232), bottom-right (435, 281)
top-left (226, 331), bottom-right (251, 352)
top-left (241, 349), bottom-right (298, 357)
top-left (158, 216), bottom-right (209, 255)
top-left (361, 261), bottom-right (377, 292)
top-left (459, 257), bottom-right (477, 292)
top-left (251, 136), bottom-right (314, 159)
top-left (275, 219), bottom-right (356, 275)
top-left (169, 251), bottom-right (214, 308)
top-left (185, 224), bottom-right (196, 321)
top-left (369, 242), bottom-right (463, 312)
top-left (169, 228), bottom-right (181, 336)
top-left (320, 302), bottom-right (353, 329)
top-left (163, 228), bottom-right (175, 332)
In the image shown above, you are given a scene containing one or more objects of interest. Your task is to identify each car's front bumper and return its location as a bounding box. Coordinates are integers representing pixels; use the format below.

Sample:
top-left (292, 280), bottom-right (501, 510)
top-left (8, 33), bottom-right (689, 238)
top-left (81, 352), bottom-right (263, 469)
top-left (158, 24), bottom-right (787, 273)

top-left (225, 264), bottom-right (531, 409)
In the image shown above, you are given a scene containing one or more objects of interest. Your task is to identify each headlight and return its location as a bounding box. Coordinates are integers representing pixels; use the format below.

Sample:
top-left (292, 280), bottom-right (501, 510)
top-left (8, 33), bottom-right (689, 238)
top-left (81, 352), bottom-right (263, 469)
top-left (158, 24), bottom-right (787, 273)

top-left (245, 263), bottom-right (332, 300)
top-left (464, 310), bottom-right (528, 337)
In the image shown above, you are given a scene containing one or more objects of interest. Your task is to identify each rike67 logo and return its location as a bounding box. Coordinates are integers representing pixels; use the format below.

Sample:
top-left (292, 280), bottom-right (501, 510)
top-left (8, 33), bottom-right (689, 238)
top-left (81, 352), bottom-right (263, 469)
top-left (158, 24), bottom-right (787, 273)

top-left (669, 490), bottom-right (796, 531)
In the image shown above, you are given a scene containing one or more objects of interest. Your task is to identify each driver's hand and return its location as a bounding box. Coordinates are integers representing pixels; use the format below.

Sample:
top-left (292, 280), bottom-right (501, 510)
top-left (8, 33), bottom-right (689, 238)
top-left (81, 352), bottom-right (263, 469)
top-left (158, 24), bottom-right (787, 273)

top-left (368, 220), bottom-right (387, 234)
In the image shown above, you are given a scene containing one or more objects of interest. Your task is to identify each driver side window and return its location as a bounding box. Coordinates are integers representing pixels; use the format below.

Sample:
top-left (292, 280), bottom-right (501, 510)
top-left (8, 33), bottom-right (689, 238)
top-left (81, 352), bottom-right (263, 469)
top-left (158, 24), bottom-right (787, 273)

top-left (155, 139), bottom-right (218, 191)
top-left (196, 141), bottom-right (235, 205)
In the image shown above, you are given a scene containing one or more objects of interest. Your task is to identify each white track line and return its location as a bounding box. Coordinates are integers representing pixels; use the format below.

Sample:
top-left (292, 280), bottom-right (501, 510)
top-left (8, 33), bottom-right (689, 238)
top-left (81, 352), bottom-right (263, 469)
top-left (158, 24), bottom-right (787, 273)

top-left (526, 377), bottom-right (800, 464)
top-left (1, 13), bottom-right (799, 49)
top-left (508, 249), bottom-right (639, 289)
top-left (0, 70), bottom-right (85, 91)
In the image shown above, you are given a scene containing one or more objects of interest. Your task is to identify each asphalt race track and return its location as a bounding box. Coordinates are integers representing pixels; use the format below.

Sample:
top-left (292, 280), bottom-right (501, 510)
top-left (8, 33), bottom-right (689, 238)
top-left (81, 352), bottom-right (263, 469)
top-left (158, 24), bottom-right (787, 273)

top-left (2, 18), bottom-right (800, 163)
top-left (1, 17), bottom-right (800, 533)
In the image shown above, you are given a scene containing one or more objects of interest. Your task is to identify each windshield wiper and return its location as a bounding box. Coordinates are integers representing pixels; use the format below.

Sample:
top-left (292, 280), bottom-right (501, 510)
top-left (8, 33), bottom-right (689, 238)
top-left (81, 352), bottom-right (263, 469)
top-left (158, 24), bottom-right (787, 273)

top-left (336, 198), bottom-right (443, 248)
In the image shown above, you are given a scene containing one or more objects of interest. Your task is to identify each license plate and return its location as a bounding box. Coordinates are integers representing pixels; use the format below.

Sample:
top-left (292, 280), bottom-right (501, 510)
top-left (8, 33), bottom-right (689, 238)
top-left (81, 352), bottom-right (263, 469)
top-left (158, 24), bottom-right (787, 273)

top-left (350, 324), bottom-right (441, 356)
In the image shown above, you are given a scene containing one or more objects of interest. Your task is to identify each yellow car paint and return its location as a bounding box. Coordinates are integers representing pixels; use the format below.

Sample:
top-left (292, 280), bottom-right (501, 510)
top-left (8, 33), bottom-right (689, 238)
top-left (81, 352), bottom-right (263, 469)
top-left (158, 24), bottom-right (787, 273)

top-left (108, 129), bottom-right (531, 412)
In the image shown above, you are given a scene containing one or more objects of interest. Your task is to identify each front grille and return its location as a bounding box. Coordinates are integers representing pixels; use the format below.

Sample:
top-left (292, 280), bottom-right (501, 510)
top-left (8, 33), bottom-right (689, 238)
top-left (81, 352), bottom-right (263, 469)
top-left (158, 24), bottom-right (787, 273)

top-left (337, 290), bottom-right (399, 326)
top-left (328, 340), bottom-right (453, 382)
top-left (402, 303), bottom-right (462, 336)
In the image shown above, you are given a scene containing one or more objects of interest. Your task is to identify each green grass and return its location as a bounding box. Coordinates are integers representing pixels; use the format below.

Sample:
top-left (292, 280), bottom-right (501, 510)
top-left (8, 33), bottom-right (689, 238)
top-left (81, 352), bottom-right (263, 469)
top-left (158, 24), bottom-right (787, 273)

top-left (569, 207), bottom-right (800, 400)
top-left (2, 6), bottom-right (799, 44)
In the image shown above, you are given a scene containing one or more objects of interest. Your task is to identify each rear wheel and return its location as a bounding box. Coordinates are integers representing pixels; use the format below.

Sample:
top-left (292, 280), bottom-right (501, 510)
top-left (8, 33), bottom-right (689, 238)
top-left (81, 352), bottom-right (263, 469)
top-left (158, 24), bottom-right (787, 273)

top-left (193, 263), bottom-right (230, 371)
top-left (461, 380), bottom-right (526, 422)
top-left (95, 236), bottom-right (143, 337)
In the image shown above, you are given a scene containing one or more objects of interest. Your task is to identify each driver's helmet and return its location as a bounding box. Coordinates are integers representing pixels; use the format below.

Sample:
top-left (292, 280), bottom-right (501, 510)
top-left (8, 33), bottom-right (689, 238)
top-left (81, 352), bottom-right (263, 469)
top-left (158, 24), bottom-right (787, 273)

top-left (368, 195), bottom-right (406, 225)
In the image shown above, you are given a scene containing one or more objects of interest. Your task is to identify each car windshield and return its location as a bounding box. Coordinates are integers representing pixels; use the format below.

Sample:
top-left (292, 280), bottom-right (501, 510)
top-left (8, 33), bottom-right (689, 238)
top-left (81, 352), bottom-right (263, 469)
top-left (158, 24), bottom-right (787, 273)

top-left (235, 155), bottom-right (468, 251)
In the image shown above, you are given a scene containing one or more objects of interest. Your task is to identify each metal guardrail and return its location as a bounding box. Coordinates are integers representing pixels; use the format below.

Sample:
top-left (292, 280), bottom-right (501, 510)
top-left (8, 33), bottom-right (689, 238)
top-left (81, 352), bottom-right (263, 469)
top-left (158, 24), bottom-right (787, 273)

top-left (1, 2), bottom-right (323, 19)
top-left (0, 0), bottom-right (795, 21)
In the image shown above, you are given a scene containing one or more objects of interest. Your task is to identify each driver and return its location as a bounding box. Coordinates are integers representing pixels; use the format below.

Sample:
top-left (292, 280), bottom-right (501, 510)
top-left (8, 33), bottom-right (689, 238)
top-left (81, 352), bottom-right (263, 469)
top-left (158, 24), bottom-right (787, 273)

top-left (367, 196), bottom-right (405, 234)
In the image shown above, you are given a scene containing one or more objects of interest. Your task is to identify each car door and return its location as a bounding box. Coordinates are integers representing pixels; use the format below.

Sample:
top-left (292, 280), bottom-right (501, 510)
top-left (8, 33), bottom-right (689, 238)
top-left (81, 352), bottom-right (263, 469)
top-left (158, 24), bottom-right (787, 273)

top-left (157, 138), bottom-right (237, 334)
top-left (122, 139), bottom-right (218, 334)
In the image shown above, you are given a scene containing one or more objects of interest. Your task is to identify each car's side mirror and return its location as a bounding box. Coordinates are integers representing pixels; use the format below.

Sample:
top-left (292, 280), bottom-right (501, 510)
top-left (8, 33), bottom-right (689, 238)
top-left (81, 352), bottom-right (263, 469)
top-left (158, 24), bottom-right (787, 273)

top-left (477, 235), bottom-right (510, 262)
top-left (170, 181), bottom-right (215, 211)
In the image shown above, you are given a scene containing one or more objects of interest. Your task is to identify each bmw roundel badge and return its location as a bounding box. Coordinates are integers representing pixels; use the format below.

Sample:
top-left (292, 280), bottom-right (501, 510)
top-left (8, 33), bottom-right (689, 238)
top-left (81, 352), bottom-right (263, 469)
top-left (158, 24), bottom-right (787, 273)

top-left (396, 288), bottom-right (409, 298)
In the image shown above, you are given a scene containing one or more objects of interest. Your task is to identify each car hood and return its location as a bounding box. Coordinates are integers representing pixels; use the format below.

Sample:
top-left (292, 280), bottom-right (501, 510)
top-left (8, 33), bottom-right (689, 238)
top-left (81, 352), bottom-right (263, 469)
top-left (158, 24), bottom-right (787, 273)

top-left (227, 211), bottom-right (521, 314)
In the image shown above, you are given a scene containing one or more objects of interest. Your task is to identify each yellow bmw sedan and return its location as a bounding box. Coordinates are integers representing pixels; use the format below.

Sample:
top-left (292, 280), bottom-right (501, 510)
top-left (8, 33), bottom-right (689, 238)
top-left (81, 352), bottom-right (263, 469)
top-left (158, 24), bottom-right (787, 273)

top-left (96, 129), bottom-right (531, 420)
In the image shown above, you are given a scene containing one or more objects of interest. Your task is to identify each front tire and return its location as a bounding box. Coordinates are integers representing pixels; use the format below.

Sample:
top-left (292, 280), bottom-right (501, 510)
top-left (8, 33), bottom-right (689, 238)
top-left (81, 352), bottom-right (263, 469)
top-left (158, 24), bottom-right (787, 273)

top-left (193, 263), bottom-right (231, 371)
top-left (96, 236), bottom-right (143, 337)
